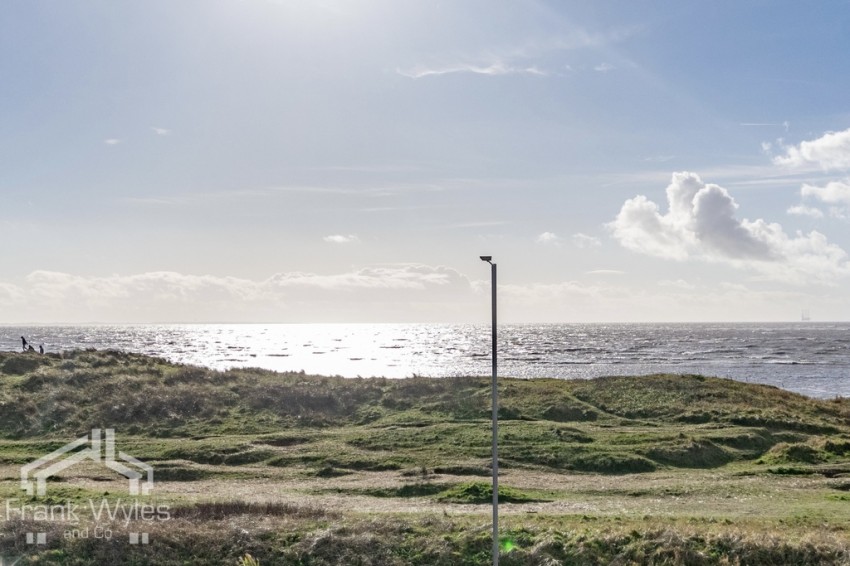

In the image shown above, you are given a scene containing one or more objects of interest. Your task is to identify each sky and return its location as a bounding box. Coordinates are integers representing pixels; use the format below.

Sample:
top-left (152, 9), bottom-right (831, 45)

top-left (3, 0), bottom-right (850, 323)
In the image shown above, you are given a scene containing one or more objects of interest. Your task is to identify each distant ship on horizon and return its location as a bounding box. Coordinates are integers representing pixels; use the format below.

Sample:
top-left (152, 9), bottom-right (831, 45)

top-left (801, 309), bottom-right (811, 322)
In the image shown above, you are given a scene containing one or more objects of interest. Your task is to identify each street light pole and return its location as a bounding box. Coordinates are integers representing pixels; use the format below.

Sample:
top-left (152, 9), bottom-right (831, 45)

top-left (480, 255), bottom-right (499, 566)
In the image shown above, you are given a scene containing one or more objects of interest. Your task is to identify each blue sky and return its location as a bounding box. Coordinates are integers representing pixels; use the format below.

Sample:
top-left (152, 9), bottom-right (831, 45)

top-left (3, 0), bottom-right (850, 323)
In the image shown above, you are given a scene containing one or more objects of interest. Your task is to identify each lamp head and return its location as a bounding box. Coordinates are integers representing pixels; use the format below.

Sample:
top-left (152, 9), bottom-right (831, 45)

top-left (479, 256), bottom-right (492, 263)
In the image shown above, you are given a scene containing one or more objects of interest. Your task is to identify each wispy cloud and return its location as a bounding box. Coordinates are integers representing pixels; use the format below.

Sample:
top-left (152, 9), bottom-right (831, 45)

top-left (537, 232), bottom-right (601, 249)
top-left (572, 233), bottom-right (602, 248)
top-left (397, 24), bottom-right (635, 81)
top-left (397, 61), bottom-right (547, 79)
top-left (151, 127), bottom-right (171, 136)
top-left (0, 265), bottom-right (477, 323)
top-left (3, 266), bottom-right (840, 323)
top-left (507, 26), bottom-right (640, 58)
top-left (323, 234), bottom-right (360, 244)
top-left (787, 204), bottom-right (825, 218)
top-left (740, 121), bottom-right (790, 132)
top-left (594, 62), bottom-right (615, 72)
top-left (536, 232), bottom-right (562, 246)
top-left (104, 138), bottom-right (121, 145)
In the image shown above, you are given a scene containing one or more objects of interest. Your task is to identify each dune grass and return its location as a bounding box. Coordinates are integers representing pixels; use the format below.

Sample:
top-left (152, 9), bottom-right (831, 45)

top-left (1, 349), bottom-right (850, 564)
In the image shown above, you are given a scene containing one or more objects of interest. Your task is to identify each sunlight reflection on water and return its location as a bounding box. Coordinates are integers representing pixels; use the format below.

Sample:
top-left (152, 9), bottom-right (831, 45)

top-left (2, 322), bottom-right (849, 398)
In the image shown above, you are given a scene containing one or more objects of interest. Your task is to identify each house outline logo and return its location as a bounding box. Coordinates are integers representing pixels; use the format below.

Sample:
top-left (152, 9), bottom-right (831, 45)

top-left (21, 428), bottom-right (153, 497)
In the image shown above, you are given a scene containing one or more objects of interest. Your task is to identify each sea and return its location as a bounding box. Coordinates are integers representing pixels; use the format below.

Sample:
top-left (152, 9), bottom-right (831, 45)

top-left (2, 323), bottom-right (849, 399)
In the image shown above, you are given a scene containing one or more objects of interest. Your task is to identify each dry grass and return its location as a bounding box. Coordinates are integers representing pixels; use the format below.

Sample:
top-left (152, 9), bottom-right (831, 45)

top-left (2, 350), bottom-right (850, 564)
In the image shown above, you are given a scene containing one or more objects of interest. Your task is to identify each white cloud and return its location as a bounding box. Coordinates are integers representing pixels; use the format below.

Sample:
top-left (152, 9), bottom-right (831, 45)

top-left (594, 62), bottom-right (615, 72)
top-left (775, 130), bottom-right (850, 221)
top-left (4, 266), bottom-right (849, 323)
top-left (773, 128), bottom-right (850, 170)
top-left (397, 61), bottom-right (548, 79)
top-left (572, 233), bottom-right (601, 248)
top-left (786, 179), bottom-right (850, 221)
top-left (609, 171), bottom-right (850, 284)
top-left (643, 155), bottom-right (675, 163)
top-left (1, 265), bottom-right (478, 323)
top-left (801, 179), bottom-right (850, 205)
top-left (268, 264), bottom-right (468, 291)
top-left (396, 26), bottom-right (634, 81)
top-left (323, 234), bottom-right (360, 244)
top-left (586, 270), bottom-right (624, 276)
top-left (104, 138), bottom-right (121, 145)
top-left (830, 206), bottom-right (849, 220)
top-left (787, 204), bottom-right (824, 218)
top-left (151, 127), bottom-right (171, 136)
top-left (536, 232), bottom-right (562, 246)
top-left (741, 121), bottom-right (789, 132)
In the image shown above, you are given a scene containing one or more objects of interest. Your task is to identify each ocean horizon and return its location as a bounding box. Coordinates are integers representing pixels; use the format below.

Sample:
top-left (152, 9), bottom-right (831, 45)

top-left (3, 322), bottom-right (849, 400)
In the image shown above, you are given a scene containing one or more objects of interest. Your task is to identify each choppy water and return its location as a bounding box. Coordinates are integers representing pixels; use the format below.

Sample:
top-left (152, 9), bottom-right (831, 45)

top-left (3, 323), bottom-right (849, 398)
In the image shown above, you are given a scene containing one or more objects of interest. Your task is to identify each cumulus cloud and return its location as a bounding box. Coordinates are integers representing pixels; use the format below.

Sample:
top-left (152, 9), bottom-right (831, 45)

top-left (323, 234), bottom-right (360, 244)
top-left (773, 127), bottom-right (850, 170)
top-left (801, 179), bottom-right (850, 205)
top-left (609, 172), bottom-right (850, 284)
top-left (775, 128), bottom-right (850, 219)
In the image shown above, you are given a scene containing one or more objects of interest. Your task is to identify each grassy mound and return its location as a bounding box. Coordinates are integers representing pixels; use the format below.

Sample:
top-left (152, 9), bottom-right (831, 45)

top-left (436, 481), bottom-right (548, 504)
top-left (1, 349), bottom-right (849, 475)
top-left (2, 350), bottom-right (850, 564)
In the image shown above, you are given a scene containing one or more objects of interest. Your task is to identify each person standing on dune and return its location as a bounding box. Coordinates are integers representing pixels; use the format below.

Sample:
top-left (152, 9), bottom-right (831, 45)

top-left (21, 336), bottom-right (27, 351)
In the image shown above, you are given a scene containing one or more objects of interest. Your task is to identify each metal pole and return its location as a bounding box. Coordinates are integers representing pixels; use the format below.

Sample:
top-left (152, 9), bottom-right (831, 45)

top-left (479, 255), bottom-right (499, 565)
top-left (490, 261), bottom-right (499, 566)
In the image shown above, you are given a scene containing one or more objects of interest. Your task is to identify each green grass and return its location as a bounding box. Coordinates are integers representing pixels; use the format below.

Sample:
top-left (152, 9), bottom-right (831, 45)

top-left (2, 349), bottom-right (850, 564)
top-left (436, 481), bottom-right (550, 504)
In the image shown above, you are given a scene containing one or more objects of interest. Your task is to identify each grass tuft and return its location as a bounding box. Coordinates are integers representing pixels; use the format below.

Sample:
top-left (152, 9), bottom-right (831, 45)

top-left (437, 482), bottom-right (549, 504)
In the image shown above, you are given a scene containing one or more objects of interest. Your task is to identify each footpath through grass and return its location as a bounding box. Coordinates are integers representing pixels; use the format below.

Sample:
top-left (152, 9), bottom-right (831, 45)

top-left (1, 349), bottom-right (849, 564)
